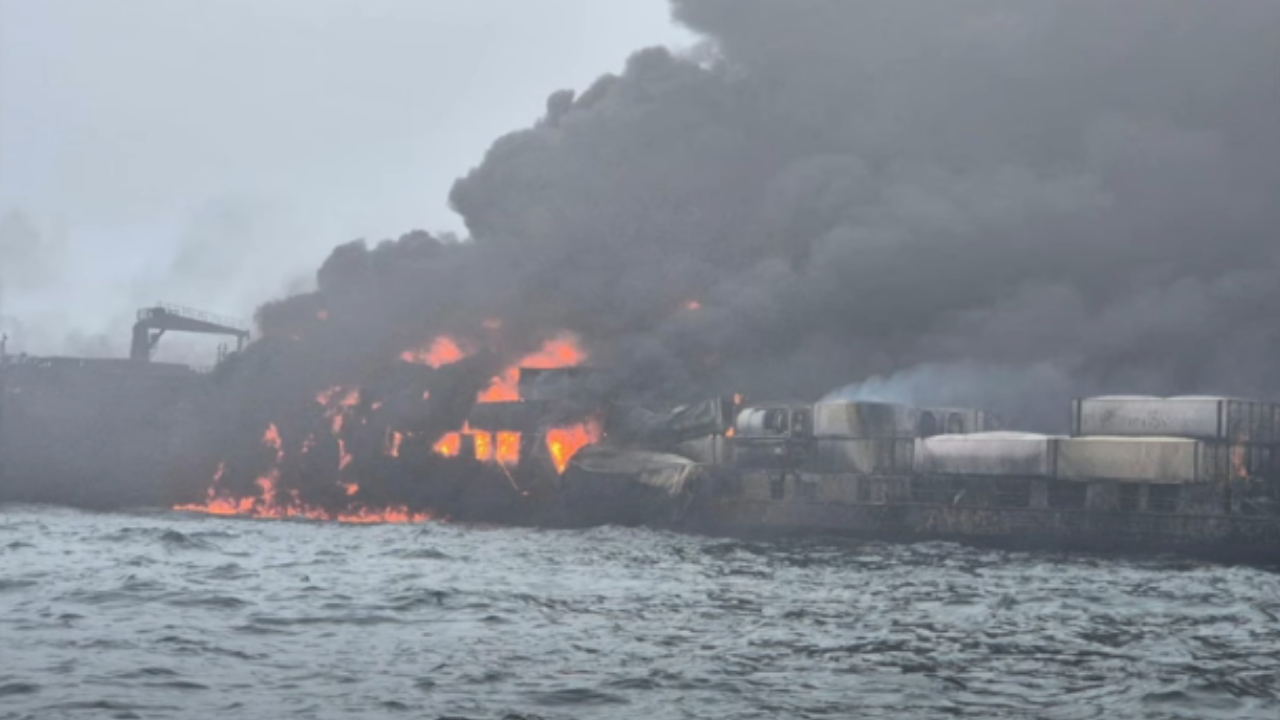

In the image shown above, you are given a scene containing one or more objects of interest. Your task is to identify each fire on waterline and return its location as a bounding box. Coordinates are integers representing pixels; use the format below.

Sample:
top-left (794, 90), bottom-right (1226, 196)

top-left (175, 329), bottom-right (600, 524)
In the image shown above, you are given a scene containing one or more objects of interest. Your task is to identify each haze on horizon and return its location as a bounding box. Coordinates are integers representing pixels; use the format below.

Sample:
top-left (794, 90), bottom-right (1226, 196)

top-left (0, 0), bottom-right (693, 362)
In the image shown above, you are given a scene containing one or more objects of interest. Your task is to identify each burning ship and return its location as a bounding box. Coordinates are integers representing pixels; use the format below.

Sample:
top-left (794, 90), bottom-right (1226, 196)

top-left (2, 304), bottom-right (1278, 561)
top-left (687, 395), bottom-right (1280, 562)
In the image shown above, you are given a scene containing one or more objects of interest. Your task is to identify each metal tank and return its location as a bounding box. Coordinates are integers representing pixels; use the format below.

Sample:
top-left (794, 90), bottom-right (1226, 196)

top-left (1071, 396), bottom-right (1278, 444)
top-left (914, 432), bottom-right (1062, 477)
top-left (735, 404), bottom-right (812, 438)
top-left (732, 403), bottom-right (812, 469)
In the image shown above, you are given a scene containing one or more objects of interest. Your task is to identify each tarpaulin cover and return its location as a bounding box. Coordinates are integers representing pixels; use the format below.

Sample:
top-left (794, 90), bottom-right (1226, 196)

top-left (606, 397), bottom-right (732, 448)
top-left (569, 446), bottom-right (704, 496)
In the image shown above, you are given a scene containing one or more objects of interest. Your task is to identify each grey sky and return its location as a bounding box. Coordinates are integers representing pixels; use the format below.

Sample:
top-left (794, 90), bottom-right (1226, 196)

top-left (0, 0), bottom-right (691, 359)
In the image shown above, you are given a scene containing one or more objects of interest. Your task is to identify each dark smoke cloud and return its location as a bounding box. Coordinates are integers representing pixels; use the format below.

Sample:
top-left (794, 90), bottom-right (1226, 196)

top-left (234, 0), bottom-right (1280, 441)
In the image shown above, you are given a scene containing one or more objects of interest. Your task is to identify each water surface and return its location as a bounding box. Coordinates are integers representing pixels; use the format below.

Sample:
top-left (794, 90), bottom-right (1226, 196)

top-left (2, 505), bottom-right (1278, 719)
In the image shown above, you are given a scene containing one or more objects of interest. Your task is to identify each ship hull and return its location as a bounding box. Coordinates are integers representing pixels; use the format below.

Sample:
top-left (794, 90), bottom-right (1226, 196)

top-left (690, 498), bottom-right (1280, 562)
top-left (0, 358), bottom-right (212, 509)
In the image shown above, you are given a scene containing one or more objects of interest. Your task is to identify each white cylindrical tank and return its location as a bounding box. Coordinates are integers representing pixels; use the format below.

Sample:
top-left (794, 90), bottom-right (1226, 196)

top-left (914, 432), bottom-right (1062, 477)
top-left (735, 404), bottom-right (810, 438)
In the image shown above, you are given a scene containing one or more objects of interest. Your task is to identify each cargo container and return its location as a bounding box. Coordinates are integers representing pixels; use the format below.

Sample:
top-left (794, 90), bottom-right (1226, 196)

top-left (914, 432), bottom-right (1062, 477)
top-left (806, 438), bottom-right (914, 475)
top-left (812, 401), bottom-right (916, 439)
top-left (1056, 436), bottom-right (1268, 484)
top-left (1071, 396), bottom-right (1277, 444)
top-left (916, 407), bottom-right (996, 436)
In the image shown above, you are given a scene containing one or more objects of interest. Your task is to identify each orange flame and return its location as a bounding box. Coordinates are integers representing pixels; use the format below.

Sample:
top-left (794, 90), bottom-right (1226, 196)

top-left (685, 300), bottom-right (702, 311)
top-left (256, 470), bottom-right (280, 508)
top-left (472, 429), bottom-right (493, 462)
top-left (263, 423), bottom-right (284, 463)
top-left (478, 368), bottom-right (522, 403)
top-left (425, 333), bottom-right (590, 463)
top-left (317, 386), bottom-right (360, 435)
top-left (175, 424), bottom-right (433, 524)
top-left (519, 334), bottom-right (586, 370)
top-left (312, 384), bottom-right (353, 407)
top-left (496, 431), bottom-right (521, 465)
top-left (546, 420), bottom-right (601, 474)
top-left (183, 328), bottom-right (590, 522)
top-left (332, 507), bottom-right (433, 524)
top-left (478, 333), bottom-right (586, 403)
top-left (434, 432), bottom-right (461, 457)
top-left (174, 462), bottom-right (246, 516)
top-left (400, 336), bottom-right (469, 368)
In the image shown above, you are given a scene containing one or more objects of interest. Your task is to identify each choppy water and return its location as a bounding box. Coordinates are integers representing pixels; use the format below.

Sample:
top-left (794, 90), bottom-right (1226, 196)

top-left (2, 506), bottom-right (1279, 720)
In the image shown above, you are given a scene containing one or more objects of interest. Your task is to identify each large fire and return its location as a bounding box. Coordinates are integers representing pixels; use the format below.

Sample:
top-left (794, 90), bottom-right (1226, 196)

top-left (434, 432), bottom-right (462, 458)
top-left (496, 431), bottom-right (521, 465)
top-left (176, 424), bottom-right (434, 523)
top-left (547, 420), bottom-right (603, 474)
top-left (400, 335), bottom-right (468, 368)
top-left (422, 333), bottom-right (594, 472)
top-left (478, 334), bottom-right (585, 403)
top-left (176, 327), bottom-right (599, 524)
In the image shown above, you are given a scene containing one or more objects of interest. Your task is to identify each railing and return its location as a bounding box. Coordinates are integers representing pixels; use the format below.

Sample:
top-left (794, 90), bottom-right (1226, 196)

top-left (137, 302), bottom-right (251, 334)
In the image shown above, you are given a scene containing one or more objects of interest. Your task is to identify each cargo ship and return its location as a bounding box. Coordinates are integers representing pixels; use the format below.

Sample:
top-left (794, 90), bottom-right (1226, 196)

top-left (3, 310), bottom-right (1278, 562)
top-left (658, 395), bottom-right (1280, 562)
top-left (0, 304), bottom-right (247, 508)
top-left (516, 387), bottom-right (1279, 562)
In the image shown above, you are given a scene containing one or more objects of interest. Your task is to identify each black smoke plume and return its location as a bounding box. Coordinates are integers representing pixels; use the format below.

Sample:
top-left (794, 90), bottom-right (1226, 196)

top-left (193, 0), bottom-right (1280, 507)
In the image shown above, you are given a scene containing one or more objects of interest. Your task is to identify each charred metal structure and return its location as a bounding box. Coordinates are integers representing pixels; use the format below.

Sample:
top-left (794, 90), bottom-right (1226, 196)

top-left (2, 319), bottom-right (1278, 561)
top-left (130, 303), bottom-right (250, 363)
top-left (540, 393), bottom-right (1278, 561)
top-left (678, 396), bottom-right (1280, 561)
